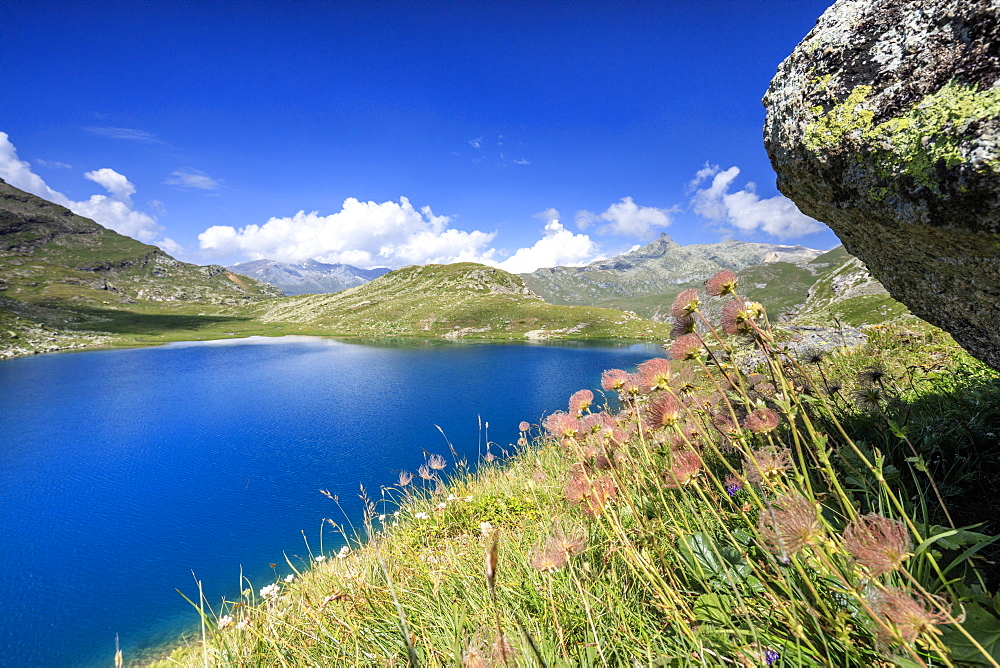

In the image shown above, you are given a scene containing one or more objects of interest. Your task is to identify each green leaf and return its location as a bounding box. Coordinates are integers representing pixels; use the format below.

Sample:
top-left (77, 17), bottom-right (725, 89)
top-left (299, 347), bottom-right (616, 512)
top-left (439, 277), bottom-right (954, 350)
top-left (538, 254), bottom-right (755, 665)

top-left (940, 602), bottom-right (1000, 665)
top-left (678, 533), bottom-right (723, 579)
top-left (693, 592), bottom-right (733, 626)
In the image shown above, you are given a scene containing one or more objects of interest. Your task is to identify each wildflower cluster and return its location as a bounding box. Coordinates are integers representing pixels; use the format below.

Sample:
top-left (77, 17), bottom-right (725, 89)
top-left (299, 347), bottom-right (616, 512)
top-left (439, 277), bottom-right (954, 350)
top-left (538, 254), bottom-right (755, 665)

top-left (185, 269), bottom-right (997, 668)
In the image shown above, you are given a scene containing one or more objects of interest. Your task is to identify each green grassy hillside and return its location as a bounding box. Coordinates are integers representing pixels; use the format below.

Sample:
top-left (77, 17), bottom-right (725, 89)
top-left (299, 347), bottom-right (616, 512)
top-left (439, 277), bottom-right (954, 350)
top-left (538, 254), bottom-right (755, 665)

top-left (240, 262), bottom-right (673, 341)
top-left (0, 178), bottom-right (288, 357)
top-left (146, 292), bottom-right (1000, 668)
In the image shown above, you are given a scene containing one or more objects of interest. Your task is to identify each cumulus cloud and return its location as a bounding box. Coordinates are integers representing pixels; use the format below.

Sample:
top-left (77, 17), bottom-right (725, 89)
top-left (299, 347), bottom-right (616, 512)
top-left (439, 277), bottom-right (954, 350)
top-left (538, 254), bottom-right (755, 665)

top-left (0, 132), bottom-right (71, 205)
top-left (575, 196), bottom-right (673, 238)
top-left (496, 218), bottom-right (601, 274)
top-left (0, 131), bottom-right (164, 243)
top-left (164, 169), bottom-right (222, 190)
top-left (199, 197), bottom-right (497, 268)
top-left (690, 165), bottom-right (825, 239)
top-left (84, 168), bottom-right (136, 203)
top-left (157, 237), bottom-right (183, 253)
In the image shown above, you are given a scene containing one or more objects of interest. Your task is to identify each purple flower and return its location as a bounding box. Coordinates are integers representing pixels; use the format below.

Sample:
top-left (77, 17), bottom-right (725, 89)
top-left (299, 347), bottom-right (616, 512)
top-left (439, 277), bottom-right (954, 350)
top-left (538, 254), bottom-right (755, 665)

top-left (765, 648), bottom-right (780, 665)
top-left (724, 474), bottom-right (742, 496)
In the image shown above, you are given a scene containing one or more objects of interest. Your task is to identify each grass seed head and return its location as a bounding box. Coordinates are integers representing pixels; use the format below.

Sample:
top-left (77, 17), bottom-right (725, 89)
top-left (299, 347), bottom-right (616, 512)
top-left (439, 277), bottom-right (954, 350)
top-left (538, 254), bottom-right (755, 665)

top-left (758, 494), bottom-right (825, 557)
top-left (870, 587), bottom-right (950, 644)
top-left (568, 389), bottom-right (594, 415)
top-left (705, 270), bottom-right (737, 296)
top-left (670, 288), bottom-right (702, 318)
top-left (842, 514), bottom-right (912, 577)
top-left (601, 368), bottom-right (629, 391)
top-left (665, 450), bottom-right (703, 488)
top-left (669, 333), bottom-right (704, 361)
top-left (637, 357), bottom-right (673, 391)
top-left (744, 408), bottom-right (780, 434)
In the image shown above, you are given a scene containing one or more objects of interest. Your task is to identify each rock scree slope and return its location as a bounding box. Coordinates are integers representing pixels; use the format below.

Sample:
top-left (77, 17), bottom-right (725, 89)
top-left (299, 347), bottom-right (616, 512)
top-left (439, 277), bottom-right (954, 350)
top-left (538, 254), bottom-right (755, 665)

top-left (763, 0), bottom-right (1000, 370)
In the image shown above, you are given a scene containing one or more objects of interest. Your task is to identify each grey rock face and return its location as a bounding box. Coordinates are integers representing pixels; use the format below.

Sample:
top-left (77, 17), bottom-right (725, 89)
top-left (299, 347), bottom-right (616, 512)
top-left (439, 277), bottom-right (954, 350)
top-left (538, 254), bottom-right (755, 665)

top-left (764, 0), bottom-right (1000, 369)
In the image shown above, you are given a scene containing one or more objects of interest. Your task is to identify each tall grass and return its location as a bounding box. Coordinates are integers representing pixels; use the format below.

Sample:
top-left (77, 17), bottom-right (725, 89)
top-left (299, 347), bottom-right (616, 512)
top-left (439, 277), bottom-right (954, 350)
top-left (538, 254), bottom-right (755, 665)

top-left (151, 272), bottom-right (1000, 667)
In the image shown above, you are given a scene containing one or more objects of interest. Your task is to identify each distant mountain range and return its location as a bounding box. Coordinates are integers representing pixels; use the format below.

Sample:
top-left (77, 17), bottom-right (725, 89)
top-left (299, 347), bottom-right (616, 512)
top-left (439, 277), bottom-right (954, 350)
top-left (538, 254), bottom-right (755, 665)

top-left (520, 233), bottom-right (825, 305)
top-left (228, 259), bottom-right (390, 296)
top-left (0, 177), bottom-right (909, 359)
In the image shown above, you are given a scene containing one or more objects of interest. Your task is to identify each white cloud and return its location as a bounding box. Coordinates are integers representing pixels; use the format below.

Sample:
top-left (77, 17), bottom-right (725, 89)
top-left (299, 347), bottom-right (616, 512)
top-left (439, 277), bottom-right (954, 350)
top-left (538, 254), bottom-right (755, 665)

top-left (514, 158), bottom-right (530, 165)
top-left (0, 131), bottom-right (164, 244)
top-left (84, 127), bottom-right (163, 143)
top-left (497, 219), bottom-right (601, 274)
top-left (84, 168), bottom-right (136, 203)
top-left (70, 195), bottom-right (161, 242)
top-left (468, 137), bottom-right (483, 149)
top-left (199, 200), bottom-right (602, 273)
top-left (0, 132), bottom-right (71, 205)
top-left (199, 197), bottom-right (497, 268)
top-left (575, 196), bottom-right (673, 238)
top-left (34, 159), bottom-right (72, 169)
top-left (157, 237), bottom-right (183, 253)
top-left (690, 165), bottom-right (825, 239)
top-left (164, 169), bottom-right (222, 190)
top-left (534, 208), bottom-right (560, 224)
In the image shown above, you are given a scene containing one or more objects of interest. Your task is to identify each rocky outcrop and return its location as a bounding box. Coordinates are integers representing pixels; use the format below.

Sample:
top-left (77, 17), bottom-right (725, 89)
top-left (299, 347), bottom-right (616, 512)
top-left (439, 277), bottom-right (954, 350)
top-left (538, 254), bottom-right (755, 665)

top-left (763, 0), bottom-right (1000, 369)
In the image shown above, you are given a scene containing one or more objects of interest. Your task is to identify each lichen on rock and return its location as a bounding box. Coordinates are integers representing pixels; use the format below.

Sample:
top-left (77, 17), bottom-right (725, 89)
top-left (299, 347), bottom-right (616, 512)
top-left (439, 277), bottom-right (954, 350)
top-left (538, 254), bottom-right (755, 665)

top-left (764, 0), bottom-right (1000, 370)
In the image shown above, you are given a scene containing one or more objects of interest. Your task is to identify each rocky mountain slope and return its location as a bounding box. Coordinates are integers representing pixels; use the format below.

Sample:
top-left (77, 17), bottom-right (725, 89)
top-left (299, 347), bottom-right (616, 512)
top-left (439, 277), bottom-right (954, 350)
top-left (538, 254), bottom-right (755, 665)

top-left (228, 259), bottom-right (390, 295)
top-left (0, 178), bottom-right (282, 357)
top-left (239, 262), bottom-right (672, 341)
top-left (0, 179), bottom-right (282, 307)
top-left (520, 233), bottom-right (823, 305)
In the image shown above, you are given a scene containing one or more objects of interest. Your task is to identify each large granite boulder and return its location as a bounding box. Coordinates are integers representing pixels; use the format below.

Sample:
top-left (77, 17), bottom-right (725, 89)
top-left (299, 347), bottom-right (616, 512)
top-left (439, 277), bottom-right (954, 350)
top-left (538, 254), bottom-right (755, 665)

top-left (763, 0), bottom-right (1000, 370)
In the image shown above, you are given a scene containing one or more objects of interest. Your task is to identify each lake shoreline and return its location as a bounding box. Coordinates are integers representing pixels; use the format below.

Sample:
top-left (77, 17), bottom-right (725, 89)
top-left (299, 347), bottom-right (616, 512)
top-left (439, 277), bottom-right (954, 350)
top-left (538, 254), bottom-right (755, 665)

top-left (0, 328), bottom-right (668, 361)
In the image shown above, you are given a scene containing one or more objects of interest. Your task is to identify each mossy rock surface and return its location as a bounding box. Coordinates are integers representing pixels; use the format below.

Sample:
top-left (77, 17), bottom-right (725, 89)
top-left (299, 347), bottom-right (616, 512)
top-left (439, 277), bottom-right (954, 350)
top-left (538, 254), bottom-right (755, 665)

top-left (763, 0), bottom-right (1000, 370)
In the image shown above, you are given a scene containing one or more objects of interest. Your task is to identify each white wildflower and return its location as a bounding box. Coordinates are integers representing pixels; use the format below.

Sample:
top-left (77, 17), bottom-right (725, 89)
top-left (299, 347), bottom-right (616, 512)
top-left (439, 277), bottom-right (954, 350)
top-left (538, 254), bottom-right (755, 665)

top-left (217, 615), bottom-right (234, 630)
top-left (235, 619), bottom-right (251, 630)
top-left (259, 583), bottom-right (280, 600)
top-left (337, 545), bottom-right (351, 559)
top-left (314, 555), bottom-right (326, 562)
top-left (284, 574), bottom-right (295, 583)
top-left (437, 502), bottom-right (447, 509)
top-left (446, 494), bottom-right (457, 502)
top-left (378, 514), bottom-right (386, 522)
top-left (414, 512), bottom-right (430, 520)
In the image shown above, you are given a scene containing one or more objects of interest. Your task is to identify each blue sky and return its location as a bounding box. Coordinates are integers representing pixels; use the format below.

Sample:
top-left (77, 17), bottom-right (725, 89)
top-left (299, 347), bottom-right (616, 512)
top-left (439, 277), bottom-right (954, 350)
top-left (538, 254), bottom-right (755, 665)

top-left (1, 0), bottom-right (839, 272)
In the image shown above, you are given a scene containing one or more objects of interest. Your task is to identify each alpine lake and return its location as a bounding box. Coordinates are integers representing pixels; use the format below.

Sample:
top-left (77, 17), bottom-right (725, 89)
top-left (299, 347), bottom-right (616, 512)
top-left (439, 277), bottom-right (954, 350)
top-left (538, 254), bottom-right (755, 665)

top-left (0, 336), bottom-right (662, 667)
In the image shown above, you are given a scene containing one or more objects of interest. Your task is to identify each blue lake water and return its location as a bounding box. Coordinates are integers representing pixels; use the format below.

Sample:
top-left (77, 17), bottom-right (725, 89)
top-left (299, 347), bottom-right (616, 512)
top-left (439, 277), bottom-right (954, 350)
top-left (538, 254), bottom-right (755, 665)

top-left (0, 336), bottom-right (660, 667)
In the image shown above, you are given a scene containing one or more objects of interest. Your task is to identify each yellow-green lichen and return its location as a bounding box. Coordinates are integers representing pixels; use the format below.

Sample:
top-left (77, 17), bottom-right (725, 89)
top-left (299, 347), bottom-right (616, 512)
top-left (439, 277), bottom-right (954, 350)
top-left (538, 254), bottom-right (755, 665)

top-left (804, 81), bottom-right (1000, 192)
top-left (804, 86), bottom-right (874, 149)
top-left (879, 81), bottom-right (1000, 188)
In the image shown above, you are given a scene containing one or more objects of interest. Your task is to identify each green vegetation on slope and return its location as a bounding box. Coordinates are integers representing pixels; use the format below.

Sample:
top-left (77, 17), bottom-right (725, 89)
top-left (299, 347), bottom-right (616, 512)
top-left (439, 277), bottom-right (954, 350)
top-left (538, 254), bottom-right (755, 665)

top-left (0, 178), bottom-right (288, 357)
top-left (149, 280), bottom-right (1000, 668)
top-left (239, 262), bottom-right (674, 341)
